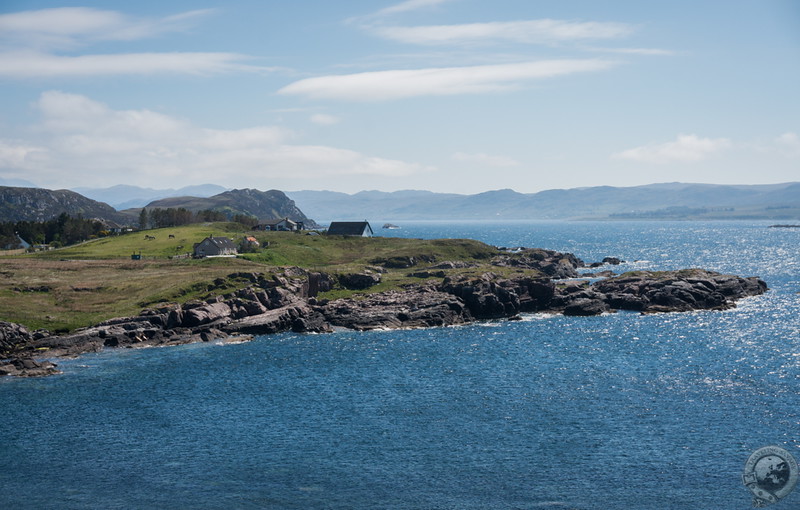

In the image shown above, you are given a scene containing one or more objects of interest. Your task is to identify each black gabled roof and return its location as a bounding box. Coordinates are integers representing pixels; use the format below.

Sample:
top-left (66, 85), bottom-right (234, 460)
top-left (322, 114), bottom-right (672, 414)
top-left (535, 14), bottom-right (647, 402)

top-left (198, 236), bottom-right (237, 251)
top-left (326, 221), bottom-right (373, 236)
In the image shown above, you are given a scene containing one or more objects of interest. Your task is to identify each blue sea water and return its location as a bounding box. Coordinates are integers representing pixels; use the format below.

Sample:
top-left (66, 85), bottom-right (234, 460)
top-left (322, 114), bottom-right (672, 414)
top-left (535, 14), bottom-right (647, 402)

top-left (1, 221), bottom-right (799, 509)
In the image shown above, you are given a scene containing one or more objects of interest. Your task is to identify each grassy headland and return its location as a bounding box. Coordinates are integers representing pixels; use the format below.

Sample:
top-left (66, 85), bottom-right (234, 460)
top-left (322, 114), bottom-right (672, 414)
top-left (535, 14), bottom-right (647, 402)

top-left (0, 223), bottom-right (507, 332)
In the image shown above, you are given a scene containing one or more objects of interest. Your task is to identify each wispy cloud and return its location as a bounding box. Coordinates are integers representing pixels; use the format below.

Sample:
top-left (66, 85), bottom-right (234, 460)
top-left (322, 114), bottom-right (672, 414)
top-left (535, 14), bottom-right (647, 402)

top-left (0, 91), bottom-right (429, 188)
top-left (310, 114), bottom-right (341, 125)
top-left (613, 134), bottom-right (732, 163)
top-left (584, 46), bottom-right (676, 56)
top-left (348, 0), bottom-right (457, 24)
top-left (0, 7), bottom-right (266, 78)
top-left (278, 59), bottom-right (617, 101)
top-left (0, 7), bottom-right (214, 49)
top-left (0, 51), bottom-right (260, 78)
top-left (775, 132), bottom-right (800, 155)
top-left (375, 0), bottom-right (455, 17)
top-left (369, 19), bottom-right (635, 46)
top-left (0, 140), bottom-right (48, 169)
top-left (452, 152), bottom-right (519, 167)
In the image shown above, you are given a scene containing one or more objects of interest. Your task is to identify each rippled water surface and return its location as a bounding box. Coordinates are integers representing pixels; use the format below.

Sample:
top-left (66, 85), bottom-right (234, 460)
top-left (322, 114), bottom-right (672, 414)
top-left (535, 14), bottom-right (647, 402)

top-left (1, 221), bottom-right (798, 509)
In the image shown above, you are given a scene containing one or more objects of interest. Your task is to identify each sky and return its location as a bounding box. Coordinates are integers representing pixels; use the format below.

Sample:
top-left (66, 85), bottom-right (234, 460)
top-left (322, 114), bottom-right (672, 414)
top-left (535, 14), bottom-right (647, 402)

top-left (0, 0), bottom-right (798, 195)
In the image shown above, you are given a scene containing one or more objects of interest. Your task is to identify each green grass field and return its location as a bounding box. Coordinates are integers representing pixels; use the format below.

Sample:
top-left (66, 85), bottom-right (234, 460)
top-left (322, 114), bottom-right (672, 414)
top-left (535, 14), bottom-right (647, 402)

top-left (0, 223), bottom-right (508, 332)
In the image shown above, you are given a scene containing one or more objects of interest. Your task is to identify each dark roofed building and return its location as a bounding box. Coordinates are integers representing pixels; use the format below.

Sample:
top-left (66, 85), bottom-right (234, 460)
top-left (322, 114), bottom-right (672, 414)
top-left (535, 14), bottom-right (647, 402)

top-left (193, 236), bottom-right (238, 258)
top-left (326, 221), bottom-right (374, 237)
top-left (254, 218), bottom-right (301, 231)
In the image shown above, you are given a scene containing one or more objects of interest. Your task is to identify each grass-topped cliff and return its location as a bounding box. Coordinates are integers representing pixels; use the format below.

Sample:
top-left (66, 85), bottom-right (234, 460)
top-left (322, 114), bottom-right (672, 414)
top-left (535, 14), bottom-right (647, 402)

top-left (0, 222), bottom-right (508, 332)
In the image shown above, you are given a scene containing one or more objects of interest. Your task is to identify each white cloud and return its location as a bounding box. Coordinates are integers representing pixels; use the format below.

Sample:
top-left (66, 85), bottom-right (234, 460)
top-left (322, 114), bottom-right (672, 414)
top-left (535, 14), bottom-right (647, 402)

top-left (1, 91), bottom-right (430, 188)
top-left (585, 46), bottom-right (676, 56)
top-left (375, 0), bottom-right (455, 17)
top-left (0, 50), bottom-right (259, 78)
top-left (775, 132), bottom-right (800, 155)
top-left (0, 7), bottom-right (267, 78)
top-left (0, 7), bottom-right (214, 50)
top-left (310, 114), bottom-right (340, 125)
top-left (452, 152), bottom-right (519, 167)
top-left (614, 134), bottom-right (732, 164)
top-left (0, 140), bottom-right (48, 168)
top-left (348, 0), bottom-right (456, 24)
top-left (278, 59), bottom-right (617, 101)
top-left (370, 19), bottom-right (634, 46)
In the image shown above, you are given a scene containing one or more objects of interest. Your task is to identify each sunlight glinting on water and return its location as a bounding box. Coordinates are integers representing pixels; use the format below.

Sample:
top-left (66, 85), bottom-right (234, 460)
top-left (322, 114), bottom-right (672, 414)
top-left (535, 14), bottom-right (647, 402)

top-left (2, 221), bottom-right (799, 509)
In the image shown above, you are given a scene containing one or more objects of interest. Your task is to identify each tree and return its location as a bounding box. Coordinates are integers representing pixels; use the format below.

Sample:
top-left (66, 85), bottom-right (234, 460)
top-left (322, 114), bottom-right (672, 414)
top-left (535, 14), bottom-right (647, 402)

top-left (233, 214), bottom-right (258, 228)
top-left (139, 208), bottom-right (149, 230)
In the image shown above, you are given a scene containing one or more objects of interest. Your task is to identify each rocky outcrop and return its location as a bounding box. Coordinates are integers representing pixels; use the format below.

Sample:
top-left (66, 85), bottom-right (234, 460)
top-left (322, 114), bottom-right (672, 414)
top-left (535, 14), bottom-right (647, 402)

top-left (589, 269), bottom-right (767, 313)
top-left (491, 248), bottom-right (584, 279)
top-left (338, 272), bottom-right (381, 290)
top-left (0, 322), bottom-right (60, 376)
top-left (314, 287), bottom-right (470, 330)
top-left (0, 186), bottom-right (131, 224)
top-left (0, 258), bottom-right (769, 377)
top-left (0, 357), bottom-right (60, 377)
top-left (371, 255), bottom-right (436, 269)
top-left (1, 321), bottom-right (35, 358)
top-left (440, 273), bottom-right (555, 319)
top-left (224, 302), bottom-right (327, 335)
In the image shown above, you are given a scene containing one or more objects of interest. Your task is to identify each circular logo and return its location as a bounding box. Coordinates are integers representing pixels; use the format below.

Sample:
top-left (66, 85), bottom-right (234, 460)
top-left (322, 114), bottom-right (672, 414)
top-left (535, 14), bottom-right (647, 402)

top-left (743, 446), bottom-right (798, 507)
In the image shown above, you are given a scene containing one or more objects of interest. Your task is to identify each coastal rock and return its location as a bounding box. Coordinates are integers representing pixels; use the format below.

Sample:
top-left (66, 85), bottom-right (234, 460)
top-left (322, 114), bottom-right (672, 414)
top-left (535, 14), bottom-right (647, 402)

top-left (0, 321), bottom-right (35, 358)
top-left (225, 302), bottom-right (327, 335)
top-left (439, 273), bottom-right (555, 318)
top-left (308, 272), bottom-right (334, 296)
top-left (491, 248), bottom-right (583, 279)
top-left (591, 269), bottom-right (767, 313)
top-left (563, 298), bottom-right (610, 316)
top-left (181, 302), bottom-right (232, 327)
top-left (267, 287), bottom-right (300, 308)
top-left (0, 357), bottom-right (60, 377)
top-left (338, 272), bottom-right (381, 290)
top-left (315, 287), bottom-right (470, 330)
top-left (408, 270), bottom-right (447, 279)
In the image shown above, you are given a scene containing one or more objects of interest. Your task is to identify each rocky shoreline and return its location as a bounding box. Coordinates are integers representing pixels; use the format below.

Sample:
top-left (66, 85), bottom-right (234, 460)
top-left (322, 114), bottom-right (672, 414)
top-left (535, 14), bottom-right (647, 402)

top-left (0, 248), bottom-right (767, 377)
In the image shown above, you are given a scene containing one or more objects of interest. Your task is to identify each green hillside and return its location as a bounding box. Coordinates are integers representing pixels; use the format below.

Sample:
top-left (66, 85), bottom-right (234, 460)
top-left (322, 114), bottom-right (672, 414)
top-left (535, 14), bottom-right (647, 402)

top-left (0, 223), bottom-right (502, 332)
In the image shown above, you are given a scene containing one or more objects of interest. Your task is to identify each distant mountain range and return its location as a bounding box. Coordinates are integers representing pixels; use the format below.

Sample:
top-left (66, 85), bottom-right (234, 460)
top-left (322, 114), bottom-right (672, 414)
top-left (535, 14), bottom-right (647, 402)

top-left (287, 182), bottom-right (800, 221)
top-left (73, 184), bottom-right (228, 209)
top-left (1, 182), bottom-right (798, 226)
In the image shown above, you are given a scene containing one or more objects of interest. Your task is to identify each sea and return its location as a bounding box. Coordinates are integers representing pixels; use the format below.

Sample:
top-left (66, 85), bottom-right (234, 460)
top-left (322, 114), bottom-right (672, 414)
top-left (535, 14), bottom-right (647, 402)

top-left (1, 221), bottom-right (798, 510)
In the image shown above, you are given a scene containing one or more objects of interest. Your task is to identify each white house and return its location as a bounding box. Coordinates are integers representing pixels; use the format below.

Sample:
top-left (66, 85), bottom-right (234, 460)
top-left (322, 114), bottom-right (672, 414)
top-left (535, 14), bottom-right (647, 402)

top-left (193, 236), bottom-right (238, 257)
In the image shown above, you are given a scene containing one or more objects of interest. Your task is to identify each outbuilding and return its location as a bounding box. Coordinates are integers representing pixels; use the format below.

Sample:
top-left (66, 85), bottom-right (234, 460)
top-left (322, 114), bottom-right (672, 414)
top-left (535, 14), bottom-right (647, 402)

top-left (326, 221), bottom-right (374, 237)
top-left (193, 236), bottom-right (238, 257)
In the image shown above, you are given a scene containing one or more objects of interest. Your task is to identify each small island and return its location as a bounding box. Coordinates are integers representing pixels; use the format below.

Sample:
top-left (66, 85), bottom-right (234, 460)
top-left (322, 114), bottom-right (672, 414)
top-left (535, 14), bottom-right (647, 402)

top-left (0, 222), bottom-right (767, 377)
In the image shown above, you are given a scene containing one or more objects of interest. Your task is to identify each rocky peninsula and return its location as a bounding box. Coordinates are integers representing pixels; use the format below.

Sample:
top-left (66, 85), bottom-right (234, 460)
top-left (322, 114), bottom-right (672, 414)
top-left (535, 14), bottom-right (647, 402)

top-left (0, 247), bottom-right (767, 377)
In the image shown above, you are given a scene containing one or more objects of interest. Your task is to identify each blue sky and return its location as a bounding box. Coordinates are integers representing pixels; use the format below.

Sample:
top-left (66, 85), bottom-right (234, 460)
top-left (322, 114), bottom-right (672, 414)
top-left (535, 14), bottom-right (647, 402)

top-left (0, 0), bottom-right (798, 194)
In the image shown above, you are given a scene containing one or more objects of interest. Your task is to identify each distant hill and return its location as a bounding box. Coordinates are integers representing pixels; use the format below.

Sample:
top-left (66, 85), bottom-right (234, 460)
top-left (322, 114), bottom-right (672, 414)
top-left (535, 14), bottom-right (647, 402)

top-left (73, 184), bottom-right (228, 209)
top-left (0, 186), bottom-right (132, 224)
top-left (288, 182), bottom-right (800, 221)
top-left (141, 188), bottom-right (318, 227)
top-left (0, 178), bottom-right (39, 188)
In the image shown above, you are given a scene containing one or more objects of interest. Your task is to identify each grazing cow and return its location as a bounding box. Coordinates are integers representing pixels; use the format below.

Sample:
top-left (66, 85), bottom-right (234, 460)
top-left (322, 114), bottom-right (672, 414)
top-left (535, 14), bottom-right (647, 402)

top-left (169, 234), bottom-right (175, 239)
top-left (144, 235), bottom-right (155, 240)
